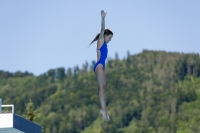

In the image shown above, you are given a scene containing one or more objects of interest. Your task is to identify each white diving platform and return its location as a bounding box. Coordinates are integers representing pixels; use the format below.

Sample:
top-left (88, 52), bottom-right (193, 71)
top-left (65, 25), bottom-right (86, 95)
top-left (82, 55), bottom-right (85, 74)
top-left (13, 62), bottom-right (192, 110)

top-left (0, 99), bottom-right (42, 133)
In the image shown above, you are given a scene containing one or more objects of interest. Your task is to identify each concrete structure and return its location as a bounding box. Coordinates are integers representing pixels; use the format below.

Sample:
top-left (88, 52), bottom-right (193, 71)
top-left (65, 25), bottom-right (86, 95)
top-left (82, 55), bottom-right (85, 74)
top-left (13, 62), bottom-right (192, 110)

top-left (0, 98), bottom-right (42, 133)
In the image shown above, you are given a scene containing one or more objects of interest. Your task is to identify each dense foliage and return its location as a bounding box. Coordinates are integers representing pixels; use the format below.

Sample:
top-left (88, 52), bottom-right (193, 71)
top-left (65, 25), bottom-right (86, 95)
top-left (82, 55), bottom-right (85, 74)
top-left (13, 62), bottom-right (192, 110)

top-left (1, 50), bottom-right (200, 133)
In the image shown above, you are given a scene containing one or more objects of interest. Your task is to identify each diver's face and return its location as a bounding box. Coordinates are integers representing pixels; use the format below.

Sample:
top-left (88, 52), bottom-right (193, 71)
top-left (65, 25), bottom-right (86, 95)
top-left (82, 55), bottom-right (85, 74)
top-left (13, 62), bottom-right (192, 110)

top-left (104, 34), bottom-right (113, 44)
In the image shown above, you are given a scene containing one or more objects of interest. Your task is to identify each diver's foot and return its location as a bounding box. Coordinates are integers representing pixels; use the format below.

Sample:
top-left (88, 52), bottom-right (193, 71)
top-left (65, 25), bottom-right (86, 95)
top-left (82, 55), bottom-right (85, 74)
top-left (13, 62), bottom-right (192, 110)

top-left (100, 109), bottom-right (110, 121)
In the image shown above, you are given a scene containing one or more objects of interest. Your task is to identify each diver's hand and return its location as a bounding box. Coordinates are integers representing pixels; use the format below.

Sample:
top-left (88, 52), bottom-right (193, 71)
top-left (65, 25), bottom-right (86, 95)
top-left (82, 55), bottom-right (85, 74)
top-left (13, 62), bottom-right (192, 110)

top-left (101, 10), bottom-right (107, 18)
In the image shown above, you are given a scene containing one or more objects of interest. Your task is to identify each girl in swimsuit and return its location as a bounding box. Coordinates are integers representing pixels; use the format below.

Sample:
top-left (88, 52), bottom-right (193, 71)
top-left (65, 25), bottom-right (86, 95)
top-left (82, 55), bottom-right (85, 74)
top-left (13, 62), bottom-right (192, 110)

top-left (89, 10), bottom-right (113, 121)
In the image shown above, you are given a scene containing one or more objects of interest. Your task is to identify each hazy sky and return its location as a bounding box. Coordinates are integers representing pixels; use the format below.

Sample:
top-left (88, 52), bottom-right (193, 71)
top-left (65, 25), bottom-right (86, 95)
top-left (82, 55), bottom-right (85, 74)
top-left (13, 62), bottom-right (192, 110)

top-left (0, 0), bottom-right (199, 76)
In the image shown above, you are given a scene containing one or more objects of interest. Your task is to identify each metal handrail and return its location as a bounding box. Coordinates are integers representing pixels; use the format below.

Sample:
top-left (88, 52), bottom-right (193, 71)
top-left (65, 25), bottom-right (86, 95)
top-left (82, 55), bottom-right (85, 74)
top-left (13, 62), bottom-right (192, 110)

top-left (0, 98), bottom-right (14, 114)
top-left (1, 105), bottom-right (14, 113)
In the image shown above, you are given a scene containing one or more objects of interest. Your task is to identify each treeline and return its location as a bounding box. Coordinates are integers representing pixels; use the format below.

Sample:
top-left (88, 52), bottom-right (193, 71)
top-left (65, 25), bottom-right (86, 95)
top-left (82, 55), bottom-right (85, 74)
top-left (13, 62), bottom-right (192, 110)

top-left (0, 70), bottom-right (33, 78)
top-left (0, 50), bottom-right (200, 133)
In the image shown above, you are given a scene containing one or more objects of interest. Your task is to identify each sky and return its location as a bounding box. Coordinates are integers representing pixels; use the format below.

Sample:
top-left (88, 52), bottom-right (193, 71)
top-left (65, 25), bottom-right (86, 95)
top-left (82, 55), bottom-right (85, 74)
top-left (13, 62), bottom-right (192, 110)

top-left (0, 0), bottom-right (200, 76)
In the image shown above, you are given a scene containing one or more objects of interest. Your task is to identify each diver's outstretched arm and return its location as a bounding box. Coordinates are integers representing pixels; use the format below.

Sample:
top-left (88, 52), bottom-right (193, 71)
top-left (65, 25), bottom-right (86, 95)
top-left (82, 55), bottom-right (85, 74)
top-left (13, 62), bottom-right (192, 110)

top-left (98, 10), bottom-right (106, 45)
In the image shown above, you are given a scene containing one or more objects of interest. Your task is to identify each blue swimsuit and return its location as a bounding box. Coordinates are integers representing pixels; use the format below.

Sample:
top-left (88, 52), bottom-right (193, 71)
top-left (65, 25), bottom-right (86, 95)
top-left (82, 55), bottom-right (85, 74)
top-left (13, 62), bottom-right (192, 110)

top-left (93, 43), bottom-right (108, 73)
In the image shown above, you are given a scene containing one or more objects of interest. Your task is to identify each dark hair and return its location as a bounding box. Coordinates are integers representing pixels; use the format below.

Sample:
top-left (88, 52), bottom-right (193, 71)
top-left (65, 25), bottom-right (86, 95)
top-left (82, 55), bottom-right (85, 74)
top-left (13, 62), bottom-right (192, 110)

top-left (89, 29), bottom-right (113, 46)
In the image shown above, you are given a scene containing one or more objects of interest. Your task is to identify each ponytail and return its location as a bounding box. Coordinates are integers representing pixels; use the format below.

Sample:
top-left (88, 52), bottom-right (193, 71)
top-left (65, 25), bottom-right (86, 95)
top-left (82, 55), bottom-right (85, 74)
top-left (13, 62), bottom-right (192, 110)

top-left (89, 33), bottom-right (100, 46)
top-left (89, 29), bottom-right (113, 47)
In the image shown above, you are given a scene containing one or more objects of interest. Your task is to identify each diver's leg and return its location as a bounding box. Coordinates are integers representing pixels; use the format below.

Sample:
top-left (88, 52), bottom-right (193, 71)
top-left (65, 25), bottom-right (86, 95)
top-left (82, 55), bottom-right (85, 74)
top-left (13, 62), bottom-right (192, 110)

top-left (95, 64), bottom-right (110, 121)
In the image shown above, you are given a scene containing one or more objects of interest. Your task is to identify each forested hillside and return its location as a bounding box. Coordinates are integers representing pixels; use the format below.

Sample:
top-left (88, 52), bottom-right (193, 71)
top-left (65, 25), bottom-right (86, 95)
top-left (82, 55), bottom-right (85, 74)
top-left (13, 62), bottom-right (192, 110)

top-left (1, 50), bottom-right (200, 133)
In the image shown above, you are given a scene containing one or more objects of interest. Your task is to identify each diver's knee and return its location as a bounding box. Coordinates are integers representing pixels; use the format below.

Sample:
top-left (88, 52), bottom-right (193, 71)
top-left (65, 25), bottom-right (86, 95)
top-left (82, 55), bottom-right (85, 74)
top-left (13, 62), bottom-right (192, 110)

top-left (99, 84), bottom-right (106, 90)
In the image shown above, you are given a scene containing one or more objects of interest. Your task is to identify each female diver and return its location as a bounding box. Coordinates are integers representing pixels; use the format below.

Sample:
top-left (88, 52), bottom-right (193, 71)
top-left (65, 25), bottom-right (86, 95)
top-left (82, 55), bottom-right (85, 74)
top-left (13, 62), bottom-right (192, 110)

top-left (89, 10), bottom-right (113, 121)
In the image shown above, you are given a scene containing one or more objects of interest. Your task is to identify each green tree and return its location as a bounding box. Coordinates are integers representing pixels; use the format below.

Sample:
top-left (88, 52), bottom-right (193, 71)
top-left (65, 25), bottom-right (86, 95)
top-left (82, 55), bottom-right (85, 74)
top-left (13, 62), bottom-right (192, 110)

top-left (56, 67), bottom-right (65, 81)
top-left (24, 100), bottom-right (38, 122)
